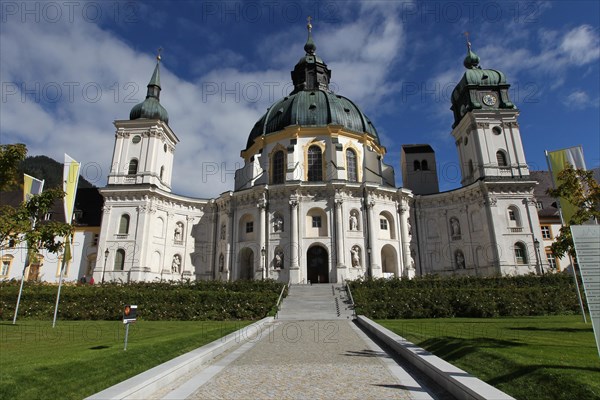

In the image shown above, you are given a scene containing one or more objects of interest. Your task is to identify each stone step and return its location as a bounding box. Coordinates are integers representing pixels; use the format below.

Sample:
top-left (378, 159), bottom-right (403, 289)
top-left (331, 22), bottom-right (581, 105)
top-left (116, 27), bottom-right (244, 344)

top-left (277, 284), bottom-right (354, 320)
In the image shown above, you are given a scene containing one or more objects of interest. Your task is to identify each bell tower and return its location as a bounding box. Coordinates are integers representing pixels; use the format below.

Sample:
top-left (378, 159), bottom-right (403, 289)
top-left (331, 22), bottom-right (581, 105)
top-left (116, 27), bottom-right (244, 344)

top-left (450, 36), bottom-right (529, 186)
top-left (107, 51), bottom-right (178, 191)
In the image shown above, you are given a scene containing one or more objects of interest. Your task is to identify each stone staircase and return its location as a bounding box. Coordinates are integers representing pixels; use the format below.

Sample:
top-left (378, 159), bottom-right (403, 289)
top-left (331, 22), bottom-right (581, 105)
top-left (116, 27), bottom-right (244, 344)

top-left (276, 284), bottom-right (355, 320)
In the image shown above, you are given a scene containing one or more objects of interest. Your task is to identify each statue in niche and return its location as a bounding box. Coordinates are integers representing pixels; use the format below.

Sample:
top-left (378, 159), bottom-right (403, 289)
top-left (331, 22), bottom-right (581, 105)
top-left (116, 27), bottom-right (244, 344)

top-left (349, 211), bottom-right (359, 231)
top-left (455, 251), bottom-right (465, 269)
top-left (174, 223), bottom-right (183, 241)
top-left (219, 254), bottom-right (225, 272)
top-left (273, 216), bottom-right (284, 232)
top-left (351, 246), bottom-right (361, 267)
top-left (274, 250), bottom-right (284, 269)
top-left (172, 255), bottom-right (181, 273)
top-left (220, 224), bottom-right (226, 240)
top-left (450, 218), bottom-right (461, 236)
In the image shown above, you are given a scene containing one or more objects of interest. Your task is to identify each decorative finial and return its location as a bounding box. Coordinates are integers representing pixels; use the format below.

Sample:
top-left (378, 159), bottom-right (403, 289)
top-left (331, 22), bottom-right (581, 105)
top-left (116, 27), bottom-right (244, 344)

top-left (462, 32), bottom-right (480, 69)
top-left (156, 47), bottom-right (163, 62)
top-left (304, 17), bottom-right (316, 55)
top-left (464, 32), bottom-right (471, 51)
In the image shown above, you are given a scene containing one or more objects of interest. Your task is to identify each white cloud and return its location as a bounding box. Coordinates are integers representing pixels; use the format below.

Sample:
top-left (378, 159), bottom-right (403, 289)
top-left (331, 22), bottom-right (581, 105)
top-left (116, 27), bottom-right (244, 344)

top-left (560, 25), bottom-right (600, 64)
top-left (564, 90), bottom-right (599, 109)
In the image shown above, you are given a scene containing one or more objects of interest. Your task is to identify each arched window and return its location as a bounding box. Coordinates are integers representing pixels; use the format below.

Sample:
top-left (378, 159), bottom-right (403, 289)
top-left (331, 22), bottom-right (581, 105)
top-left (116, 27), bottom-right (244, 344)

top-left (118, 214), bottom-right (130, 234)
top-left (507, 206), bottom-right (521, 227)
top-left (128, 159), bottom-right (138, 175)
top-left (421, 160), bottom-right (429, 171)
top-left (272, 151), bottom-right (285, 184)
top-left (307, 145), bottom-right (323, 181)
top-left (496, 151), bottom-right (508, 167)
top-left (114, 249), bottom-right (125, 270)
top-left (413, 160), bottom-right (421, 171)
top-left (346, 148), bottom-right (358, 182)
top-left (514, 242), bottom-right (527, 264)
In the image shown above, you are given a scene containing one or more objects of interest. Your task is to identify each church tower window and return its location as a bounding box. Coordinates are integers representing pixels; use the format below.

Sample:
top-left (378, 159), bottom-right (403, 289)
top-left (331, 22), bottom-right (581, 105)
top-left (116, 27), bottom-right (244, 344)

top-left (496, 150), bottom-right (508, 167)
top-left (128, 159), bottom-right (138, 175)
top-left (272, 151), bottom-right (285, 184)
top-left (114, 249), bottom-right (126, 271)
top-left (307, 145), bottom-right (323, 181)
top-left (421, 160), bottom-right (429, 171)
top-left (346, 148), bottom-right (358, 182)
top-left (413, 160), bottom-right (421, 171)
top-left (514, 242), bottom-right (527, 264)
top-left (118, 214), bottom-right (130, 234)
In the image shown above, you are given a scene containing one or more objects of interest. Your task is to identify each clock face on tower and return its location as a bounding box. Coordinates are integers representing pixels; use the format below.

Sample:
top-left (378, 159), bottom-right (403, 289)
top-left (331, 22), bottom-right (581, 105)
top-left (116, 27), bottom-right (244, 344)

top-left (482, 94), bottom-right (497, 106)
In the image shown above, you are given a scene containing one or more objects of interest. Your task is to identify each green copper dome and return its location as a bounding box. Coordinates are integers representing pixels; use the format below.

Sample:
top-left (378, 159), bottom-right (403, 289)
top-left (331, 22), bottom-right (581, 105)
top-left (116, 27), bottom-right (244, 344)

top-left (246, 90), bottom-right (379, 149)
top-left (246, 19), bottom-right (378, 149)
top-left (130, 60), bottom-right (169, 124)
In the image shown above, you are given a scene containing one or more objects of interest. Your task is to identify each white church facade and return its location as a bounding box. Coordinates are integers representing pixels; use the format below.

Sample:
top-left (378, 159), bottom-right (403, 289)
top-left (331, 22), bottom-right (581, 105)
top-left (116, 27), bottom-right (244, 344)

top-left (90, 24), bottom-right (547, 285)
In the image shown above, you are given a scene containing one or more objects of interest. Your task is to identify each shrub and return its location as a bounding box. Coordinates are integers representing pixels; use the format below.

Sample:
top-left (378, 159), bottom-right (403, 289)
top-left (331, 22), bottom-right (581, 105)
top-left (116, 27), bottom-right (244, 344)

top-left (0, 280), bottom-right (285, 321)
top-left (349, 274), bottom-right (585, 319)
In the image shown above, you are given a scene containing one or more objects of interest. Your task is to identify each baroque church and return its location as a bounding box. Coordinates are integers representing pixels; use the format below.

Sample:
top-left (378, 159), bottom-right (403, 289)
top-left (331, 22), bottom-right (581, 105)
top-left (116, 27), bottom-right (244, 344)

top-left (93, 22), bottom-right (547, 284)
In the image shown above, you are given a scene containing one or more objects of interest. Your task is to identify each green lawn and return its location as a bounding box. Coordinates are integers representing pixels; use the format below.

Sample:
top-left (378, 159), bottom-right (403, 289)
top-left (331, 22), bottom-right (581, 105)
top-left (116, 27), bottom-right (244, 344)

top-left (0, 320), bottom-right (251, 400)
top-left (377, 316), bottom-right (600, 400)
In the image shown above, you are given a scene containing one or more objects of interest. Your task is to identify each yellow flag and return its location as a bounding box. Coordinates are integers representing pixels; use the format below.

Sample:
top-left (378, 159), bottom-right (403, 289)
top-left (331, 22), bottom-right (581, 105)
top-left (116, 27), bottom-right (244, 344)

top-left (546, 146), bottom-right (586, 224)
top-left (63, 154), bottom-right (81, 224)
top-left (23, 174), bottom-right (44, 202)
top-left (64, 234), bottom-right (72, 262)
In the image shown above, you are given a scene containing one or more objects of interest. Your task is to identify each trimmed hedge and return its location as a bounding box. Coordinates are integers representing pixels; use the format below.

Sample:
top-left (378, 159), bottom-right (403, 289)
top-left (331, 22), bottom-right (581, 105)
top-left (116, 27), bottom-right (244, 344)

top-left (0, 280), bottom-right (285, 321)
top-left (348, 274), bottom-right (586, 319)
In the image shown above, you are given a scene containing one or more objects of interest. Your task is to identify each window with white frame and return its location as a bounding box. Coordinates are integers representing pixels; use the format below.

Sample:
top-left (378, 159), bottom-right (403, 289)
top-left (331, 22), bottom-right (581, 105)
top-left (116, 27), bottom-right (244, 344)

top-left (541, 226), bottom-right (551, 240)
top-left (380, 218), bottom-right (388, 230)
top-left (514, 242), bottom-right (527, 264)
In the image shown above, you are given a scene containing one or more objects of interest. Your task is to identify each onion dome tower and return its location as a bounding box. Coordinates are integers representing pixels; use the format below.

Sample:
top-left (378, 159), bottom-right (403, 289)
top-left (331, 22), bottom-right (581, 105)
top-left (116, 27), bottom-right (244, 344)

top-left (108, 51), bottom-right (178, 191)
top-left (450, 35), bottom-right (528, 186)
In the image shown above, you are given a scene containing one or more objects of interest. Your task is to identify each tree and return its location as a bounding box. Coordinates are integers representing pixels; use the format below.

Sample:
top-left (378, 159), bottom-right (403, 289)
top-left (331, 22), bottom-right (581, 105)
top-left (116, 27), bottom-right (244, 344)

top-left (547, 165), bottom-right (600, 259)
top-left (0, 143), bottom-right (27, 191)
top-left (0, 144), bottom-right (73, 256)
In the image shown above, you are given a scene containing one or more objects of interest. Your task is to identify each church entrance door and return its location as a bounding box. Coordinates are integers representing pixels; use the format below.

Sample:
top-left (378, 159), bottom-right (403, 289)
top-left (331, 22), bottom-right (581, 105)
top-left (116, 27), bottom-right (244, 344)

top-left (306, 245), bottom-right (328, 283)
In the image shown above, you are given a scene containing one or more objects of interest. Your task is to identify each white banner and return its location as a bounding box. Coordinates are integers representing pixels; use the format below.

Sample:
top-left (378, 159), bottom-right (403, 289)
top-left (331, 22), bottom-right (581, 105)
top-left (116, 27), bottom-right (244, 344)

top-left (571, 225), bottom-right (600, 358)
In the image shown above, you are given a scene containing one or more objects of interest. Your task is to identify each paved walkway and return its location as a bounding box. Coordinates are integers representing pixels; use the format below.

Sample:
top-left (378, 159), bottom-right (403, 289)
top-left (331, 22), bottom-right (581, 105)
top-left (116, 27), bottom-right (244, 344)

top-left (154, 285), bottom-right (444, 399)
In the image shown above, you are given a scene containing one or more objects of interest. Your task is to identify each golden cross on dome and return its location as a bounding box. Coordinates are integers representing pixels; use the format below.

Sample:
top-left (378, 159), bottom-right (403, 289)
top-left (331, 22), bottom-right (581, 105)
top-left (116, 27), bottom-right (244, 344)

top-left (464, 31), bottom-right (471, 51)
top-left (307, 16), bottom-right (312, 32)
top-left (157, 47), bottom-right (163, 62)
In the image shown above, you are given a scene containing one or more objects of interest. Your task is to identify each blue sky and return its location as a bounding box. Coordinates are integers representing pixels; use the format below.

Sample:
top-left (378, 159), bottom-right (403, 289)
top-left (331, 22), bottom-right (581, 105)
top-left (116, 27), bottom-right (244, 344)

top-left (1, 0), bottom-right (599, 197)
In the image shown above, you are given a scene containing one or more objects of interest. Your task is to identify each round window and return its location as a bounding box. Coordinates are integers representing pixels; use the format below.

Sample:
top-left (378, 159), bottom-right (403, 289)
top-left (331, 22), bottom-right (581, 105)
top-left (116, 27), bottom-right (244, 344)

top-left (492, 126), bottom-right (502, 135)
top-left (163, 144), bottom-right (168, 152)
top-left (132, 135), bottom-right (141, 144)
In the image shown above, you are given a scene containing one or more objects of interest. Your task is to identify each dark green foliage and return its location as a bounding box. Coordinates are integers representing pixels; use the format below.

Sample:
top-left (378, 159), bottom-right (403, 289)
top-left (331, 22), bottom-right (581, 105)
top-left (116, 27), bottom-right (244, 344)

top-left (349, 274), bottom-right (584, 319)
top-left (0, 280), bottom-right (285, 321)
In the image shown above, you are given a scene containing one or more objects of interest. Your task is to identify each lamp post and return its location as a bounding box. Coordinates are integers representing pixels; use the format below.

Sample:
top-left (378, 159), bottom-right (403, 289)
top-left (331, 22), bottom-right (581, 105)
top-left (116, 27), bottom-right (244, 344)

top-left (261, 246), bottom-right (266, 280)
top-left (534, 238), bottom-right (544, 275)
top-left (102, 249), bottom-right (109, 284)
